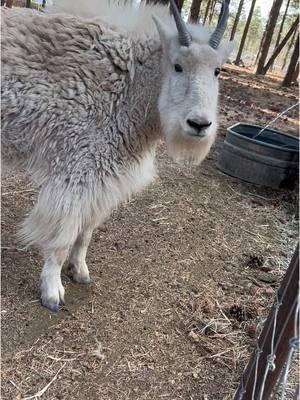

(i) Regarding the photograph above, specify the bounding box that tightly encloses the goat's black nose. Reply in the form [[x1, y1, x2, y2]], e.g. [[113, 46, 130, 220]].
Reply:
[[187, 118, 212, 132]]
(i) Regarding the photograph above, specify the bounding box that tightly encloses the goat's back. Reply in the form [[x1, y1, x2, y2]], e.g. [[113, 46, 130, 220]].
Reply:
[[1, 8, 134, 174]]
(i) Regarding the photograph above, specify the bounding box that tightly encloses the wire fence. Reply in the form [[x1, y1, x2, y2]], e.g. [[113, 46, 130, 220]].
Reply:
[[234, 244, 299, 400]]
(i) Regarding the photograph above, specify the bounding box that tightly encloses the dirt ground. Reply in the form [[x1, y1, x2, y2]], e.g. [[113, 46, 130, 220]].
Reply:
[[1, 66, 299, 400]]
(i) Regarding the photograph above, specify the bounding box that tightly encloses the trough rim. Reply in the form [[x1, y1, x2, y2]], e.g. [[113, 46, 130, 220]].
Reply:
[[227, 122, 299, 154]]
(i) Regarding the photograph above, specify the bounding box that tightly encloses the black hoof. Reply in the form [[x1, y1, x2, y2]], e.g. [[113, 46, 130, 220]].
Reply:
[[41, 299, 60, 312], [79, 278, 93, 285]]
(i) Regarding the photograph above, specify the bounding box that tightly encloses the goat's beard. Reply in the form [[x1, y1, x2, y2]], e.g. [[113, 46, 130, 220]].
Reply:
[[164, 128, 217, 166]]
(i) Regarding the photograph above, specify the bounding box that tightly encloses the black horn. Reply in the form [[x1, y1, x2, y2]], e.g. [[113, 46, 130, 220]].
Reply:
[[169, 0, 192, 47], [209, 0, 229, 49]]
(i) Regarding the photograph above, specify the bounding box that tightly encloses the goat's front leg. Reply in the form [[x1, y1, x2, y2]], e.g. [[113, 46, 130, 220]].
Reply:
[[67, 227, 93, 284], [40, 248, 69, 312]]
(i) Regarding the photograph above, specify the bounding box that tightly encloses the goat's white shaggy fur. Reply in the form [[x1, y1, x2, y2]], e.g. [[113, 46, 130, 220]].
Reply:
[[1, 0, 233, 310]]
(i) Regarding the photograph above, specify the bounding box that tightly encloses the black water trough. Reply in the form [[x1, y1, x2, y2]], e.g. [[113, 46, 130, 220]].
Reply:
[[217, 123, 299, 190]]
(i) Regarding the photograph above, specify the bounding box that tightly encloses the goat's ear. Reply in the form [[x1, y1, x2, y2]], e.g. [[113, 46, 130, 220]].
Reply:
[[153, 16, 172, 50], [218, 41, 235, 64]]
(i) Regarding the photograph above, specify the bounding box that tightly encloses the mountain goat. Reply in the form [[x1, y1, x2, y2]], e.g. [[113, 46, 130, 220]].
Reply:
[[1, 0, 234, 311]]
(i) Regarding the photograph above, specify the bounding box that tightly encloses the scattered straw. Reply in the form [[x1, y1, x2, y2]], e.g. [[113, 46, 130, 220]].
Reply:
[[2, 189, 37, 196], [22, 363, 66, 400]]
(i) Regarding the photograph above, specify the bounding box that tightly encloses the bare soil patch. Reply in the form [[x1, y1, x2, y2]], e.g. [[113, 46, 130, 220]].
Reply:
[[1, 66, 299, 399]]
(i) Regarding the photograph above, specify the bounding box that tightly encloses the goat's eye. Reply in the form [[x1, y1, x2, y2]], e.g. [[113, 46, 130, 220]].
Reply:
[[215, 67, 221, 77], [174, 64, 183, 73]]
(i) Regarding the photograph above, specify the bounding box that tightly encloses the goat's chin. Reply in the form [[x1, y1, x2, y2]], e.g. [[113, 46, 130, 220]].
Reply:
[[165, 131, 216, 166]]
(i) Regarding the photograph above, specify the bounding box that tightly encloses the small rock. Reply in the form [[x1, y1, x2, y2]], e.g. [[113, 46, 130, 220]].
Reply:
[[247, 323, 257, 338], [250, 198, 265, 206], [192, 370, 199, 379], [188, 330, 199, 343], [219, 282, 233, 290], [263, 286, 274, 296], [249, 285, 259, 296], [53, 335, 64, 344], [203, 299, 215, 313], [259, 266, 273, 272], [248, 277, 264, 287], [257, 272, 278, 284]]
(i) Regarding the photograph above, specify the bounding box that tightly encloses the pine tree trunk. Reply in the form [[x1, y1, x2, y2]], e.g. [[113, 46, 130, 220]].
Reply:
[[292, 62, 299, 82], [230, 0, 244, 41], [274, 0, 291, 49], [203, 0, 212, 25], [260, 16, 299, 75], [256, 0, 284, 74], [208, 0, 217, 24], [282, 34, 299, 87], [255, 30, 266, 65], [281, 27, 297, 70], [270, 0, 291, 71], [6, 0, 13, 7], [234, 0, 256, 66], [26, 0, 31, 7], [189, 0, 202, 22]]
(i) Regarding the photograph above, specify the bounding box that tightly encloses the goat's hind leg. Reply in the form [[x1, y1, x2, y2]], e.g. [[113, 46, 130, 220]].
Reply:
[[67, 227, 93, 284], [21, 182, 94, 310], [40, 248, 69, 312]]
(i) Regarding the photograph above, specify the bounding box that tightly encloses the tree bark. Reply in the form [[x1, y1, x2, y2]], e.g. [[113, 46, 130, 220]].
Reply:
[[260, 16, 299, 75], [256, 0, 284, 74], [281, 27, 297, 70], [5, 0, 13, 7], [208, 0, 217, 24], [275, 0, 291, 48], [270, 0, 291, 70], [292, 62, 299, 82], [203, 0, 212, 25], [234, 0, 256, 66], [189, 0, 202, 22], [282, 34, 299, 87], [26, 0, 31, 7], [230, 0, 244, 41], [255, 30, 266, 65]]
